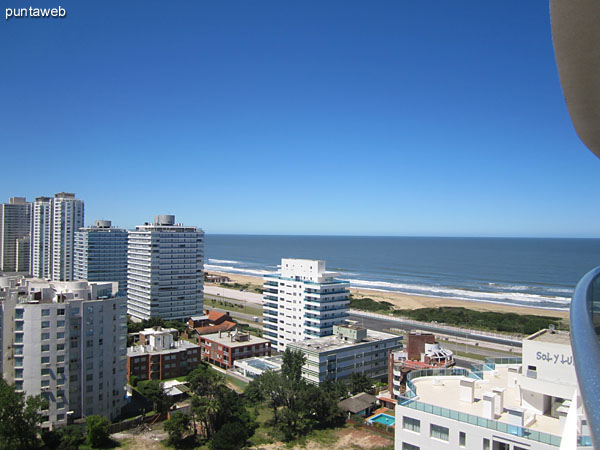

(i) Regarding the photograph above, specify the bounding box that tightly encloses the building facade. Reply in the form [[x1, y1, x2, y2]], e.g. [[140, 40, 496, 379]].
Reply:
[[0, 277, 127, 428], [127, 215, 204, 321], [287, 323, 403, 384], [127, 327, 202, 381], [74, 220, 128, 295], [263, 258, 350, 352], [0, 197, 31, 273], [394, 329, 591, 450], [199, 330, 272, 369], [51, 193, 84, 281], [31, 197, 53, 279]]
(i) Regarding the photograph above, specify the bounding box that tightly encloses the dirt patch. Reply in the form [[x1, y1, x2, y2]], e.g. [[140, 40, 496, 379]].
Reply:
[[252, 426, 393, 450], [112, 423, 168, 450]]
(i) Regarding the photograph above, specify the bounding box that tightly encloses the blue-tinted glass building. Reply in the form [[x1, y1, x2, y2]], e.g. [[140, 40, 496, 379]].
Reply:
[[74, 220, 128, 295]]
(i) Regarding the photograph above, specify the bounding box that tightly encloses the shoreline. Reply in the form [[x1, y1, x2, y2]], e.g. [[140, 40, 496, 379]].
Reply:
[[208, 271, 570, 319]]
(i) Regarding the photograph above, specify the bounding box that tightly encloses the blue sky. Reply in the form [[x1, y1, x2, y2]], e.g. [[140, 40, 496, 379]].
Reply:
[[2, 1, 599, 237]]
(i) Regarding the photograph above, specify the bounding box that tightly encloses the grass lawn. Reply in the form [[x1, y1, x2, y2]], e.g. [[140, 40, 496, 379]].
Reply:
[[204, 297, 263, 317]]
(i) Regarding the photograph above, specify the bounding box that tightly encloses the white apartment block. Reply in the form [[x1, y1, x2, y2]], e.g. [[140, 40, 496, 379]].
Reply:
[[31, 197, 53, 279], [127, 215, 204, 321], [288, 323, 402, 384], [395, 329, 591, 450], [51, 193, 84, 281], [0, 277, 127, 429], [0, 197, 31, 273], [263, 258, 350, 352]]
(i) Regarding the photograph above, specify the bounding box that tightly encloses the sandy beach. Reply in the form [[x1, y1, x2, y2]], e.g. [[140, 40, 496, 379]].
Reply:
[[207, 271, 569, 319]]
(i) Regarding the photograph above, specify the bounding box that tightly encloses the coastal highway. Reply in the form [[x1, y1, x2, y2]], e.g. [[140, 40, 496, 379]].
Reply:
[[348, 311, 522, 348]]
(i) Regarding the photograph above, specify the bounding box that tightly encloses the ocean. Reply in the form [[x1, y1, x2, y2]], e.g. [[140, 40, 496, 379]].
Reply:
[[204, 235, 600, 311]]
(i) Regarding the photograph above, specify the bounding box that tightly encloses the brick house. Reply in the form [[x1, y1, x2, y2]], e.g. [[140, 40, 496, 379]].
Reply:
[[199, 329, 272, 369], [127, 327, 202, 381]]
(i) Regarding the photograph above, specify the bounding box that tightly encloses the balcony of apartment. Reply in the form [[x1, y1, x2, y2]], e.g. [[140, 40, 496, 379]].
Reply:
[[263, 302, 278, 310], [263, 295, 278, 302], [263, 308, 278, 317], [304, 296, 350, 306], [571, 266, 600, 447], [304, 288, 349, 296], [263, 288, 278, 295], [397, 360, 592, 448], [264, 281, 278, 287]]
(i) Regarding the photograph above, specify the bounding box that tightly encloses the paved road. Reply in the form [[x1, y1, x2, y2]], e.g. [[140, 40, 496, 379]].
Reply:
[[348, 312, 522, 348], [205, 286, 263, 304]]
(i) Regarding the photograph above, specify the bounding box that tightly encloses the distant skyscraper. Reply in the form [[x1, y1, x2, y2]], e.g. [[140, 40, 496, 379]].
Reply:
[[263, 258, 350, 352], [127, 215, 204, 321], [31, 197, 53, 279], [51, 193, 84, 281], [74, 220, 128, 294], [0, 197, 31, 273]]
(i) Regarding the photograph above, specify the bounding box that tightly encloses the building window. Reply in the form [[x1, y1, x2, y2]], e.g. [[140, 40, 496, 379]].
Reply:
[[41, 321, 50, 328], [402, 444, 419, 450], [483, 438, 490, 450], [41, 333, 50, 340], [430, 424, 449, 441], [42, 309, 50, 317], [41, 356, 50, 364], [15, 309, 24, 319], [41, 344, 50, 352], [403, 416, 420, 433], [459, 431, 466, 447]]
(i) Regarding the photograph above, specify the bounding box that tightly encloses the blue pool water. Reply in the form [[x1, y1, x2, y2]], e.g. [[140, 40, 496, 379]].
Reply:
[[368, 413, 395, 426]]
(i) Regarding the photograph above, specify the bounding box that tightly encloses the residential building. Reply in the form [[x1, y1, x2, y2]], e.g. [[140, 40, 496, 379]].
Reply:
[[15, 236, 30, 272], [338, 392, 379, 418], [126, 327, 202, 381], [287, 322, 403, 385], [31, 196, 53, 279], [187, 310, 237, 336], [0, 276, 127, 428], [127, 215, 204, 321], [74, 220, 128, 295], [395, 329, 591, 450], [262, 258, 350, 352], [51, 193, 84, 281], [233, 355, 283, 380], [199, 329, 272, 369], [0, 197, 31, 273], [387, 332, 454, 401]]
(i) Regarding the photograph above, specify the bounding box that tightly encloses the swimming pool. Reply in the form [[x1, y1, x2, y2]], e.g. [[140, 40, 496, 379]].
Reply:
[[367, 413, 395, 426]]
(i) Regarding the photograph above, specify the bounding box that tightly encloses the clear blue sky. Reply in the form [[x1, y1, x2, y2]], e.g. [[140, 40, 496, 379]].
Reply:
[[2, 1, 599, 237]]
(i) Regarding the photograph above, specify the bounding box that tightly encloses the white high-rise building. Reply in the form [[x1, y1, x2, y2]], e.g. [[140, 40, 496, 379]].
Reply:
[[262, 258, 350, 352], [31, 197, 53, 279], [127, 215, 204, 321], [0, 276, 127, 429], [51, 193, 84, 281], [0, 197, 31, 273], [74, 220, 128, 295]]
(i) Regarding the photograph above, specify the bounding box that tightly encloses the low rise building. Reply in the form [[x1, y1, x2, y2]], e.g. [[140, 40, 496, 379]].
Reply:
[[395, 329, 591, 450], [127, 327, 201, 381], [387, 332, 454, 400], [233, 355, 284, 380], [287, 322, 403, 384], [199, 330, 272, 369], [188, 310, 237, 336]]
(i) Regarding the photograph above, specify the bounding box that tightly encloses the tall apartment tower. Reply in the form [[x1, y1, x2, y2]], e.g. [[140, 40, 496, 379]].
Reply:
[[0, 197, 31, 273], [51, 193, 84, 281], [0, 277, 127, 428], [127, 215, 204, 321], [263, 258, 350, 352], [31, 197, 53, 279], [74, 220, 128, 295]]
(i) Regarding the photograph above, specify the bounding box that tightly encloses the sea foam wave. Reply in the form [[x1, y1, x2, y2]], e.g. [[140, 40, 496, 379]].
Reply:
[[343, 278, 571, 307], [205, 264, 275, 277]]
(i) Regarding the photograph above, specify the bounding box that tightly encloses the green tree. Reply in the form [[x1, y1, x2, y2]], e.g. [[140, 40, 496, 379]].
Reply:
[[348, 371, 373, 395], [164, 412, 191, 447], [85, 415, 110, 448], [281, 348, 305, 383], [0, 378, 45, 450], [139, 380, 173, 414]]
